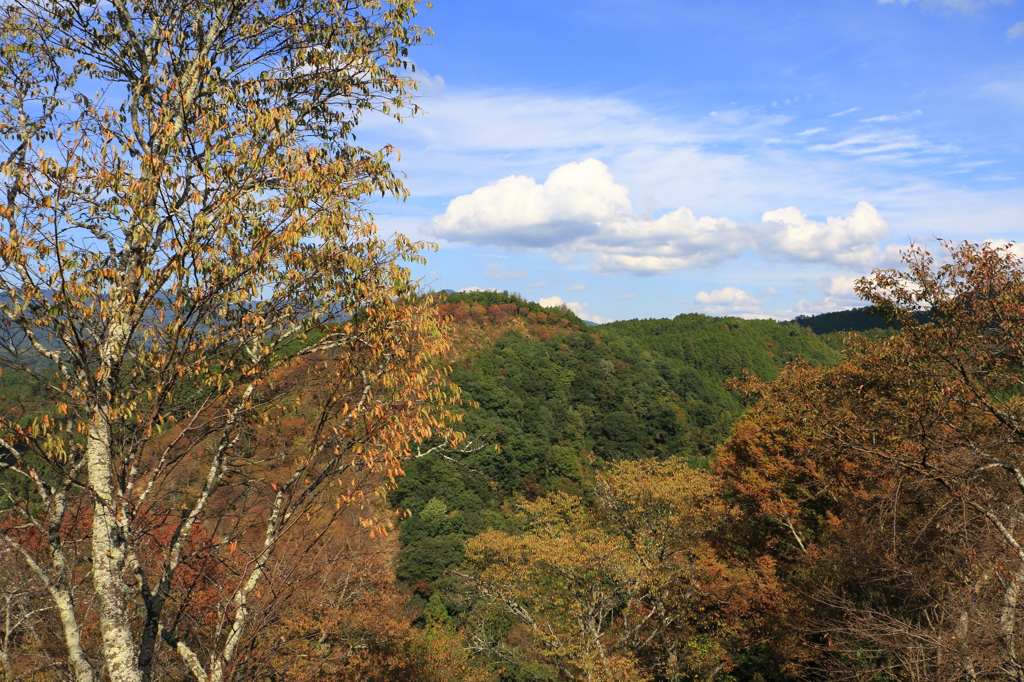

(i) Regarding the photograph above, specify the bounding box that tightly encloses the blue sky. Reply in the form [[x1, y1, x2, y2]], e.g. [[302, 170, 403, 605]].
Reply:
[[360, 0, 1024, 322]]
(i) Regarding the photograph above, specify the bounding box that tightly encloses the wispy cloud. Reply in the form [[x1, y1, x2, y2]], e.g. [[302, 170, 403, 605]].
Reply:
[[860, 110, 923, 123], [829, 107, 860, 117], [796, 127, 827, 136], [809, 132, 952, 158], [878, 0, 1012, 15], [1008, 21, 1024, 40], [484, 262, 529, 279]]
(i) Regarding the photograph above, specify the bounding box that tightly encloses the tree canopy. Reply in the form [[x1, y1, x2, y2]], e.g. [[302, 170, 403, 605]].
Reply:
[[716, 241, 1024, 680], [0, 1, 452, 681]]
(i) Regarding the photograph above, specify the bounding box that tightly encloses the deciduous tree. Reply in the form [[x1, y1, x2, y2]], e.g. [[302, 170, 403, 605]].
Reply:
[[463, 459, 778, 682], [0, 1, 453, 681], [716, 241, 1024, 680]]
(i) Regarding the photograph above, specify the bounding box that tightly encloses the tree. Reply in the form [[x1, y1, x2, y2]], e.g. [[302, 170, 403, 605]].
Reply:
[[462, 459, 779, 682], [245, 511, 493, 682], [715, 241, 1024, 680], [0, 1, 453, 681]]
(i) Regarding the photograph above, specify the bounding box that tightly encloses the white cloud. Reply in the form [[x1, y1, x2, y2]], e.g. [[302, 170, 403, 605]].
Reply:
[[762, 286, 780, 296], [759, 202, 892, 267], [432, 160, 902, 274], [878, 0, 1012, 13], [693, 286, 764, 315], [860, 110, 923, 123], [538, 295, 613, 323], [809, 132, 950, 158], [829, 107, 860, 117], [567, 284, 587, 291], [484, 262, 529, 279], [695, 286, 761, 307], [582, 208, 749, 274], [1008, 22, 1024, 39], [432, 159, 748, 274], [983, 238, 1024, 261], [783, 274, 890, 317], [796, 127, 827, 136], [431, 159, 631, 247], [818, 275, 863, 298], [791, 297, 864, 316], [409, 67, 446, 94]]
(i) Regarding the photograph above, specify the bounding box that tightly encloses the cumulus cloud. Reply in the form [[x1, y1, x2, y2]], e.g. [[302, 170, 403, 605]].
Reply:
[[759, 202, 891, 267], [692, 286, 775, 317], [984, 239, 1024, 260], [694, 286, 762, 311], [783, 275, 873, 318], [432, 160, 898, 274], [583, 208, 748, 274], [818, 275, 863, 298], [538, 295, 613, 324], [432, 159, 747, 274], [431, 159, 631, 248], [791, 297, 863, 316]]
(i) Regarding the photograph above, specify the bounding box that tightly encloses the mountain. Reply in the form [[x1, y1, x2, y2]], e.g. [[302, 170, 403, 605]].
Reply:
[[793, 306, 897, 334], [392, 292, 843, 590]]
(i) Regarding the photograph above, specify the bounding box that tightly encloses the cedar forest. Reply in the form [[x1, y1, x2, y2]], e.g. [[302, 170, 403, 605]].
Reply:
[[0, 1, 1022, 681]]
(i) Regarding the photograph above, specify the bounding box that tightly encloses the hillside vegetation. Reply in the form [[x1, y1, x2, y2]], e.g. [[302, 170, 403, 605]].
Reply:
[[392, 292, 842, 595], [12, 256, 1020, 682]]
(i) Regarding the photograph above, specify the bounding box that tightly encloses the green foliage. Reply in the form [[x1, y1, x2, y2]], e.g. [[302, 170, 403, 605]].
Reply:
[[792, 305, 928, 336], [423, 593, 454, 630], [393, 309, 841, 590], [461, 459, 780, 682]]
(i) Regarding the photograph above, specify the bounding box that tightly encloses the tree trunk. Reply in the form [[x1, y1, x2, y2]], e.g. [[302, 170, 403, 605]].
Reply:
[[87, 407, 141, 682]]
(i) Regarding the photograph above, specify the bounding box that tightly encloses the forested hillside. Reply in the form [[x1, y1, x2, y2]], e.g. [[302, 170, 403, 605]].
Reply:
[[8, 246, 1024, 682], [2, 0, 1018, 680], [392, 292, 842, 612]]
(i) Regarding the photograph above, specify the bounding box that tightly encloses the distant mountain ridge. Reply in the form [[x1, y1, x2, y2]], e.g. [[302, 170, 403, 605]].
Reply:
[[793, 306, 897, 334]]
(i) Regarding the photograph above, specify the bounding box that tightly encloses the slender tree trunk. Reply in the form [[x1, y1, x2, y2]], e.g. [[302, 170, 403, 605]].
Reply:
[[86, 406, 141, 682], [1001, 559, 1024, 682], [52, 585, 95, 682]]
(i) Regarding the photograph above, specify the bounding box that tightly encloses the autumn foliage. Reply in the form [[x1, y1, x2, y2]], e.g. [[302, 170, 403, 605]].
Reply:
[[463, 459, 779, 682], [0, 0, 467, 680], [715, 241, 1024, 680]]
